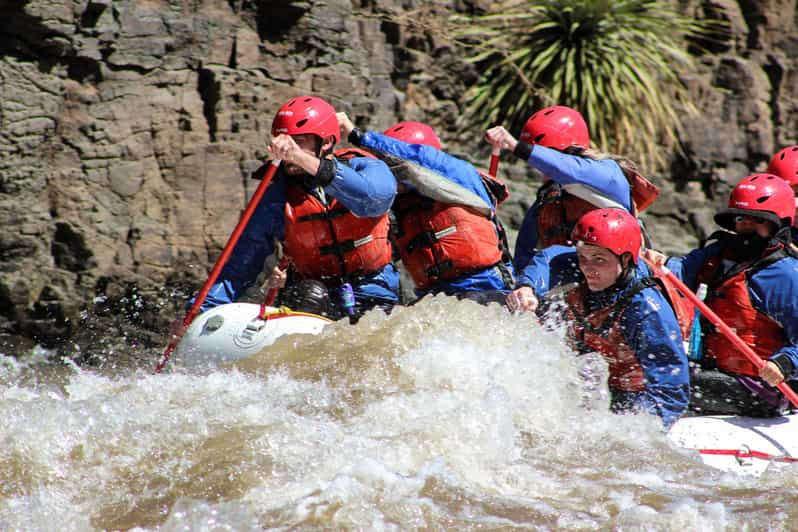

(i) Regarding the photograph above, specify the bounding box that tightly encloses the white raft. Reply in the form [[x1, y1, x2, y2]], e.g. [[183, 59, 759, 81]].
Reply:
[[172, 302, 331, 369], [668, 413, 798, 476]]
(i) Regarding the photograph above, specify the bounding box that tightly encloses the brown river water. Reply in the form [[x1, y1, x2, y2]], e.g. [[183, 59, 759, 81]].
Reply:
[[1, 296, 796, 531]]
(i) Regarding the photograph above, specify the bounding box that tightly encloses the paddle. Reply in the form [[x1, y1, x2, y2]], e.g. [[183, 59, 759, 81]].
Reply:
[[488, 146, 500, 177], [660, 266, 798, 409], [154, 159, 281, 373]]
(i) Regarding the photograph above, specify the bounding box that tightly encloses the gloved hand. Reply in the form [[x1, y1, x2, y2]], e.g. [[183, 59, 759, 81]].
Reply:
[[300, 158, 336, 189]]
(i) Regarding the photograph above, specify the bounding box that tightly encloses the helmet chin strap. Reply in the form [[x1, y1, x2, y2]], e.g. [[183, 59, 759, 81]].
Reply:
[[616, 253, 636, 285]]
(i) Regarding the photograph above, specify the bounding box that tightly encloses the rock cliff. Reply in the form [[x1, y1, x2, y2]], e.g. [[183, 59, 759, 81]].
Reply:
[[0, 0, 795, 358]]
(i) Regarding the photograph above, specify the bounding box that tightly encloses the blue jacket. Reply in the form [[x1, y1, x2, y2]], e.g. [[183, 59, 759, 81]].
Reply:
[[514, 145, 633, 271], [520, 245, 690, 426], [666, 242, 798, 380], [359, 131, 514, 295], [194, 157, 400, 312]]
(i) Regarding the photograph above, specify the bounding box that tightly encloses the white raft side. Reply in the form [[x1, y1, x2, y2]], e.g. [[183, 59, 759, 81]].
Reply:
[[172, 303, 331, 369], [668, 413, 798, 476]]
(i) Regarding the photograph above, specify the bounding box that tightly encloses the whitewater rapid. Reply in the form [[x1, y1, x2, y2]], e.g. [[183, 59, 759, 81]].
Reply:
[[1, 296, 795, 530]]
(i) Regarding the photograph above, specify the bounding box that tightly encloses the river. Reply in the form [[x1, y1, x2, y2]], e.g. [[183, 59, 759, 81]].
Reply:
[[1, 296, 795, 530]]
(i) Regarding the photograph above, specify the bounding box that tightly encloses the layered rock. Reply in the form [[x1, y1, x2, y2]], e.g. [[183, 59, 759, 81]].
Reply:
[[0, 0, 794, 358]]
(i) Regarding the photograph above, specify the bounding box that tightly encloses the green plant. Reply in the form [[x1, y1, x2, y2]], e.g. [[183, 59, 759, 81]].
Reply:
[[451, 0, 715, 171]]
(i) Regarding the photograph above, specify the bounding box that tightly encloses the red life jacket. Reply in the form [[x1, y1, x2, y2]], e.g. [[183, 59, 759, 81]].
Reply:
[[697, 252, 786, 376], [536, 184, 597, 248], [642, 257, 695, 343], [628, 170, 660, 214], [534, 165, 659, 248], [392, 193, 504, 289], [565, 282, 647, 392], [282, 150, 392, 279]]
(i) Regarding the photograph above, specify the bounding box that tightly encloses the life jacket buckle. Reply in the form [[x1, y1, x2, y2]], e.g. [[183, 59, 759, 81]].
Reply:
[[407, 226, 456, 253], [425, 260, 454, 279]]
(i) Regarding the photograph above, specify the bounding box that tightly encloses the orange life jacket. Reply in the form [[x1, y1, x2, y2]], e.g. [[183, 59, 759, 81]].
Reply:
[[535, 166, 659, 248], [642, 258, 695, 343], [392, 193, 504, 289], [697, 252, 786, 376], [563, 262, 693, 392], [536, 184, 597, 248], [565, 282, 647, 392], [628, 170, 660, 214], [282, 150, 392, 280]]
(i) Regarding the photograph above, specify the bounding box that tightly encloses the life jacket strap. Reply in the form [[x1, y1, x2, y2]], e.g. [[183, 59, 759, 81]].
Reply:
[[406, 226, 457, 254]]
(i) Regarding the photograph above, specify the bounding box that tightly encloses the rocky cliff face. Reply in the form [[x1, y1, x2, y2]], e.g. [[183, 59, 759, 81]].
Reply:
[[0, 0, 795, 358]]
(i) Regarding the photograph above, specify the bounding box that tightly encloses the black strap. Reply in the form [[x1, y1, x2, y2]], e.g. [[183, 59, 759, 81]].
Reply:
[[425, 260, 455, 279], [574, 277, 656, 338], [406, 230, 441, 254], [319, 240, 357, 257], [297, 207, 348, 223]]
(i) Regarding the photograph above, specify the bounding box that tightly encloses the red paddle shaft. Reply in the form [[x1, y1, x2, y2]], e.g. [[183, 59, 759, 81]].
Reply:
[[488, 147, 500, 177]]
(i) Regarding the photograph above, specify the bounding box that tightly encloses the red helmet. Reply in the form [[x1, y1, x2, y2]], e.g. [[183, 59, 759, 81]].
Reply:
[[766, 146, 798, 187], [571, 208, 641, 264], [519, 105, 590, 150], [383, 121, 442, 150], [271, 96, 340, 144], [715, 173, 795, 230]]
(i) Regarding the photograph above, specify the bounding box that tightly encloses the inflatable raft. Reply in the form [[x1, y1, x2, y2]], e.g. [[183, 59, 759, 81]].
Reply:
[[668, 413, 798, 476], [171, 302, 796, 476], [171, 303, 331, 369]]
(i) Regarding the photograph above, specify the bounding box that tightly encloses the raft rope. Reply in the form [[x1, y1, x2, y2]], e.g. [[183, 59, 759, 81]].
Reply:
[[699, 447, 798, 464]]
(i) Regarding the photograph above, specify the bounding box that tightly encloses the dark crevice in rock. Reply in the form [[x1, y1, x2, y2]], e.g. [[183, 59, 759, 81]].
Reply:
[[52, 222, 95, 272], [763, 55, 783, 129], [737, 0, 764, 50], [0, 283, 14, 320], [197, 67, 219, 142], [255, 1, 308, 43], [80, 1, 108, 28], [671, 141, 699, 187], [380, 19, 400, 46], [0, 2, 76, 69], [67, 56, 102, 83], [229, 35, 238, 69]]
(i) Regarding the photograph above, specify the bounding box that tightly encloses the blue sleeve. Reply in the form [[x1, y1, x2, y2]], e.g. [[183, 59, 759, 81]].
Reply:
[[664, 244, 720, 291], [326, 156, 397, 217], [360, 131, 494, 209], [516, 246, 580, 297], [513, 203, 540, 271], [621, 288, 690, 426], [748, 258, 798, 379], [191, 177, 288, 312], [527, 145, 632, 211]]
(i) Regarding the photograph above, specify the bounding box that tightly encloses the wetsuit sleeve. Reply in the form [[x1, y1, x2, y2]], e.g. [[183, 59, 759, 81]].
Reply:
[[748, 259, 798, 380], [664, 244, 719, 291], [513, 203, 541, 271], [516, 245, 580, 297], [522, 144, 632, 212], [190, 177, 288, 312], [325, 156, 397, 217], [621, 290, 690, 426], [358, 130, 494, 208]]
